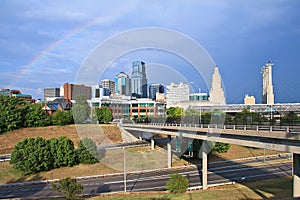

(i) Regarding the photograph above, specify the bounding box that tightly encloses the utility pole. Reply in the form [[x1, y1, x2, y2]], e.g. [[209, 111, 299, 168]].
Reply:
[[123, 147, 127, 193]]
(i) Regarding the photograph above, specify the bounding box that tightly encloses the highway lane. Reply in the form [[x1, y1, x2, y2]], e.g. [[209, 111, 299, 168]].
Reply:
[[0, 158, 292, 199]]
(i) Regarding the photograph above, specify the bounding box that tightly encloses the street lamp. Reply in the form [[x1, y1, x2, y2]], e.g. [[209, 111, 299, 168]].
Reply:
[[123, 147, 127, 193], [190, 82, 201, 125]]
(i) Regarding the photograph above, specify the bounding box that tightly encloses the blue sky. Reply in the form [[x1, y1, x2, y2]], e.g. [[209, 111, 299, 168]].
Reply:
[[1, 0, 300, 103]]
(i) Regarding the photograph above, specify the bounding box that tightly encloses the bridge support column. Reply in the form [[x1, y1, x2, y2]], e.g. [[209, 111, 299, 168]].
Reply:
[[168, 142, 172, 168], [168, 135, 172, 142], [151, 139, 155, 150], [294, 153, 300, 198], [202, 141, 208, 190]]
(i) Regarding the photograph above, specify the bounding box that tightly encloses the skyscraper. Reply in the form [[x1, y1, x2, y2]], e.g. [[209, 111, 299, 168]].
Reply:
[[209, 66, 226, 105], [262, 61, 274, 105], [114, 72, 131, 96], [131, 61, 148, 98], [149, 84, 164, 100]]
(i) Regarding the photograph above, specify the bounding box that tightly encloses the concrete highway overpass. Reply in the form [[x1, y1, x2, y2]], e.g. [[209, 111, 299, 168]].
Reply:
[[123, 123, 300, 198]]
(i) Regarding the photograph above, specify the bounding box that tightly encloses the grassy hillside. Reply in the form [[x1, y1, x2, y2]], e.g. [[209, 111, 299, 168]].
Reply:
[[0, 124, 283, 184], [0, 124, 122, 154]]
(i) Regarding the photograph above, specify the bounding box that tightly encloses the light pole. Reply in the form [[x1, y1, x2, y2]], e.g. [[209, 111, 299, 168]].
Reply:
[[123, 147, 127, 193], [190, 82, 201, 125]]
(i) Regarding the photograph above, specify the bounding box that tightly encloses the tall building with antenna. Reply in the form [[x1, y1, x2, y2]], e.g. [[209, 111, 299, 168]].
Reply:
[[262, 61, 274, 105]]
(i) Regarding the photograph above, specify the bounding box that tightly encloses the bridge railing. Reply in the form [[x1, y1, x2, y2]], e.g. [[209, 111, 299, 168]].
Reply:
[[131, 123, 300, 133]]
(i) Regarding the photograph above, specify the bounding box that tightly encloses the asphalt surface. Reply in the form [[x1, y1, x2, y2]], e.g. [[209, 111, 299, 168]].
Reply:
[[0, 156, 292, 199]]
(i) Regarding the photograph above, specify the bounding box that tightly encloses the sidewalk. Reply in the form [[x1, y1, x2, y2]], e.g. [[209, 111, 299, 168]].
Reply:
[[121, 128, 139, 142]]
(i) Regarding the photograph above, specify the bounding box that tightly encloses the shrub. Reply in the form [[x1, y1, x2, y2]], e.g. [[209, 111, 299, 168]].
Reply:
[[166, 173, 189, 193]]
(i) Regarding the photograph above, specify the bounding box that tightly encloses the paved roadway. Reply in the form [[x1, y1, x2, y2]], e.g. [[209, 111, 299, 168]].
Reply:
[[0, 156, 292, 199]]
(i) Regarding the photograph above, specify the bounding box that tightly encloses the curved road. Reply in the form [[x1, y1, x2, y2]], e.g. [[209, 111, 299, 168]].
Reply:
[[0, 157, 292, 199]]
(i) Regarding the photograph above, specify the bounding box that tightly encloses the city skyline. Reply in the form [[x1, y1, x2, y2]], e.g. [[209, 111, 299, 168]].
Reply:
[[1, 1, 300, 103]]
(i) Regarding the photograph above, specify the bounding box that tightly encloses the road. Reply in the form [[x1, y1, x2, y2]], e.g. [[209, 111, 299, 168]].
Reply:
[[0, 157, 292, 199]]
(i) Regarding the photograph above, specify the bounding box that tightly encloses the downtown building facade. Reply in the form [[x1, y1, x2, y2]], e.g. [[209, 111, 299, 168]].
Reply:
[[166, 82, 190, 106], [149, 84, 164, 100], [44, 88, 60, 101], [89, 97, 166, 120], [64, 83, 92, 101], [101, 79, 115, 95]]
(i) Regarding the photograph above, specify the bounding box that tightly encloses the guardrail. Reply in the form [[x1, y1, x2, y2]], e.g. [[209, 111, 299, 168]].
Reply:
[[0, 154, 11, 162], [188, 181, 236, 191], [125, 123, 300, 133], [0, 153, 291, 190]]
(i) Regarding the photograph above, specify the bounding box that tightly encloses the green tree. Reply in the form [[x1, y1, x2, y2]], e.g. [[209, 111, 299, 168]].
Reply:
[[72, 94, 90, 123], [76, 138, 98, 164], [10, 137, 53, 175], [25, 104, 51, 127], [52, 110, 74, 126], [95, 107, 113, 124], [232, 108, 262, 125], [49, 137, 77, 168], [281, 111, 299, 126], [51, 177, 83, 199], [0, 96, 28, 133], [166, 107, 184, 123], [213, 142, 231, 153], [166, 173, 189, 194]]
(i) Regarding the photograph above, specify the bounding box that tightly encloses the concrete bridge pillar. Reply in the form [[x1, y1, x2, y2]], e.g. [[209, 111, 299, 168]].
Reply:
[[294, 153, 300, 198], [151, 139, 155, 150], [168, 134, 172, 142], [202, 141, 208, 190], [167, 142, 172, 168]]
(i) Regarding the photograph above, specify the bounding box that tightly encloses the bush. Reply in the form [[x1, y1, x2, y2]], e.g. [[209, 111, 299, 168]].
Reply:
[[25, 104, 51, 127], [213, 142, 231, 153], [95, 107, 113, 124], [76, 138, 98, 164], [52, 110, 73, 126], [10, 137, 53, 175], [166, 173, 189, 194], [51, 177, 83, 199], [49, 137, 77, 168]]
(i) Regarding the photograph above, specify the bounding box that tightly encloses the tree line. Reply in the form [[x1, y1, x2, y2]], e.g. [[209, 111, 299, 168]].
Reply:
[[10, 137, 100, 175], [148, 107, 300, 126], [0, 95, 113, 133]]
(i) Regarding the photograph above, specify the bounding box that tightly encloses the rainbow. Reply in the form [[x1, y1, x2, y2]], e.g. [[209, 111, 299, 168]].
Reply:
[[9, 3, 135, 88]]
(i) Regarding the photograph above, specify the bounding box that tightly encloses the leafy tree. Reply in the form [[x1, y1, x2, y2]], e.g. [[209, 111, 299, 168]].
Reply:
[[213, 142, 231, 153], [72, 94, 90, 123], [51, 177, 83, 199], [76, 138, 98, 164], [232, 108, 262, 125], [166, 173, 189, 193], [166, 107, 184, 123], [192, 139, 203, 158], [0, 96, 28, 133], [49, 137, 77, 168], [95, 107, 113, 124], [10, 137, 53, 175], [25, 104, 51, 127], [52, 110, 74, 126], [281, 111, 299, 126]]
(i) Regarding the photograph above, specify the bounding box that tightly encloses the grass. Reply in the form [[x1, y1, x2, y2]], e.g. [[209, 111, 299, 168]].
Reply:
[[89, 176, 292, 200], [0, 125, 285, 185], [0, 124, 122, 154]]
